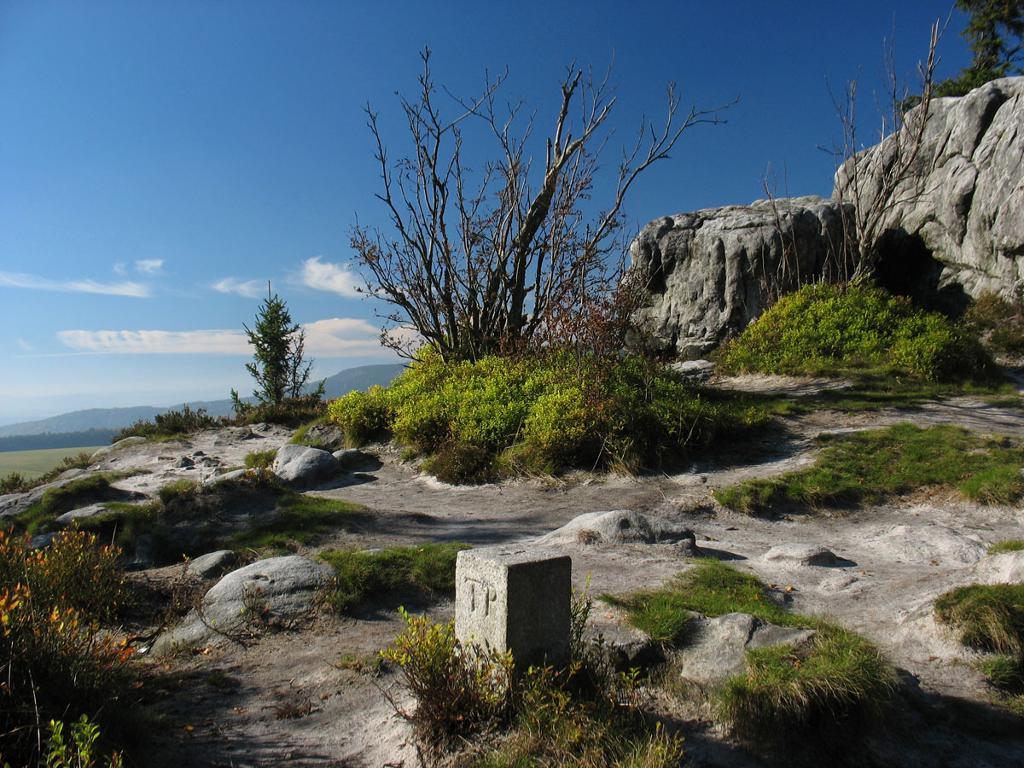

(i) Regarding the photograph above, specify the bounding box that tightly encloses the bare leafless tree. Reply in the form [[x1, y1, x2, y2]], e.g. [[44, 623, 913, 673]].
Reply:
[[830, 21, 943, 282], [351, 49, 728, 361]]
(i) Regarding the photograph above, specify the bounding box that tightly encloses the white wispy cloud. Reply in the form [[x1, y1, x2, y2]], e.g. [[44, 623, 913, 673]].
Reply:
[[113, 262, 127, 276], [15, 338, 33, 352], [212, 277, 266, 298], [300, 256, 362, 297], [135, 259, 164, 274], [0, 271, 150, 298], [56, 317, 391, 357]]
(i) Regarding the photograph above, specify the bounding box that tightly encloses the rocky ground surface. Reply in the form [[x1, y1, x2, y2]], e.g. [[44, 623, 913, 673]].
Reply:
[[8, 376, 1024, 767]]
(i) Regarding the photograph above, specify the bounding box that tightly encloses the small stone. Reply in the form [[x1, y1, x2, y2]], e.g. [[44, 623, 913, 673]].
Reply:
[[54, 503, 110, 527], [186, 550, 239, 579]]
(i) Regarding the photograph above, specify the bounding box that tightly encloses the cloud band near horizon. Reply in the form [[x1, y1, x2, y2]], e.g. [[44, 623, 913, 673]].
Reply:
[[56, 317, 394, 357]]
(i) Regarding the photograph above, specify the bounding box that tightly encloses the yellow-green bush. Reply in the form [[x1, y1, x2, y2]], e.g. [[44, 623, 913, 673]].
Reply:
[[327, 350, 769, 482], [0, 529, 133, 766], [718, 283, 993, 381], [327, 385, 392, 446]]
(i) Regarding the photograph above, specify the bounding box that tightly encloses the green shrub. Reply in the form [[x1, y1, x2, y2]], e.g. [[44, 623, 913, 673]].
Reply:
[[156, 478, 200, 505], [381, 608, 515, 749], [381, 608, 685, 765], [326, 385, 393, 446], [718, 283, 993, 381], [0, 472, 28, 495], [714, 424, 1024, 515], [231, 393, 328, 428], [328, 349, 770, 483], [320, 543, 466, 613], [114, 405, 221, 442], [965, 291, 1024, 358], [41, 715, 123, 768]]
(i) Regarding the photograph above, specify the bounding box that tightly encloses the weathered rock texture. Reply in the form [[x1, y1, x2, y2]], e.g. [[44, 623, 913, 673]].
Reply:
[[835, 77, 1024, 301], [630, 77, 1023, 357], [628, 196, 851, 357], [152, 555, 332, 653]]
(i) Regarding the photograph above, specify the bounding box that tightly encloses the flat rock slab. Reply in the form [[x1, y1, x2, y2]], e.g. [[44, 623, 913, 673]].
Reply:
[[151, 555, 333, 654], [538, 510, 695, 548], [762, 543, 846, 567], [273, 444, 340, 485], [974, 551, 1024, 584], [676, 612, 815, 686], [864, 522, 987, 565]]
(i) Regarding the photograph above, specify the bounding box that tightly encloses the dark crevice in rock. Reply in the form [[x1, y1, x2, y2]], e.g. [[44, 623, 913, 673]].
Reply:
[[875, 229, 971, 317]]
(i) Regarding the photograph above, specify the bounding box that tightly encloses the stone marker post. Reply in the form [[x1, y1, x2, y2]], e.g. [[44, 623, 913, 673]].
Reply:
[[455, 547, 571, 668]]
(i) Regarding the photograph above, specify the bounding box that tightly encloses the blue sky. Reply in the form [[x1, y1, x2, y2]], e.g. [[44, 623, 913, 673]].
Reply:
[[0, 1, 972, 423]]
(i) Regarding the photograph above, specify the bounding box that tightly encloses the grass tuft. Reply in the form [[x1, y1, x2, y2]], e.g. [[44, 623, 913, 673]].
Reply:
[[714, 424, 1024, 515], [229, 492, 363, 551], [989, 540, 1024, 555], [935, 583, 1024, 715], [717, 624, 898, 739], [319, 543, 467, 613], [244, 449, 276, 470]]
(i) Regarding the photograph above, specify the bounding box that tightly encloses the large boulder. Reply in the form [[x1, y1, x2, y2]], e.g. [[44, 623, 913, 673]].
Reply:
[[627, 196, 851, 357], [272, 444, 340, 485], [151, 555, 332, 653], [834, 77, 1024, 303]]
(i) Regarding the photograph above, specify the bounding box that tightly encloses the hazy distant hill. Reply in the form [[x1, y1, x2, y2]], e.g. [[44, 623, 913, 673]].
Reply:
[[0, 363, 405, 445]]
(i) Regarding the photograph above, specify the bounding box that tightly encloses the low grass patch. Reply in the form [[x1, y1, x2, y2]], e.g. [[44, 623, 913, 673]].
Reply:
[[609, 561, 897, 745], [229, 492, 363, 551], [989, 540, 1024, 555], [606, 559, 800, 644], [244, 449, 277, 470], [17, 474, 124, 534], [713, 423, 1024, 515], [717, 624, 897, 740], [935, 583, 1024, 714], [319, 543, 467, 613]]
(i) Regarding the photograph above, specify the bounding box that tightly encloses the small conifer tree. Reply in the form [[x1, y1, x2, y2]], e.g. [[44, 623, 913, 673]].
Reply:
[[231, 284, 320, 410]]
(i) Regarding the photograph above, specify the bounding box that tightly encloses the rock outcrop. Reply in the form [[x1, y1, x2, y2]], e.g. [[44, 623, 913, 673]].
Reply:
[[628, 196, 851, 357], [835, 77, 1024, 302], [629, 77, 1023, 358]]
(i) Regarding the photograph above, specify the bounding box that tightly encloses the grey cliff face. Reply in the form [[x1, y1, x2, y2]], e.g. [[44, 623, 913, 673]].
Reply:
[[628, 196, 851, 358], [630, 77, 1023, 358], [835, 76, 1024, 300]]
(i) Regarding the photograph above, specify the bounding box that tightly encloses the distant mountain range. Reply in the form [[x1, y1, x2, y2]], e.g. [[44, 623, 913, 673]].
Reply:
[[0, 363, 405, 448]]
